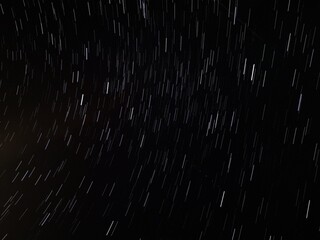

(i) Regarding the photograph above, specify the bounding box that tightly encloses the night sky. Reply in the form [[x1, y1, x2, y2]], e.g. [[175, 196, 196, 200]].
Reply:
[[1, 0, 320, 239]]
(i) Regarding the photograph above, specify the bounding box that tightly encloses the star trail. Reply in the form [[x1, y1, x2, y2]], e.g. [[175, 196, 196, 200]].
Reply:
[[0, 0, 320, 239]]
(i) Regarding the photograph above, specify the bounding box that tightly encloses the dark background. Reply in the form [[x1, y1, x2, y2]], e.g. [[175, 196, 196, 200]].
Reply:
[[1, 0, 320, 239]]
